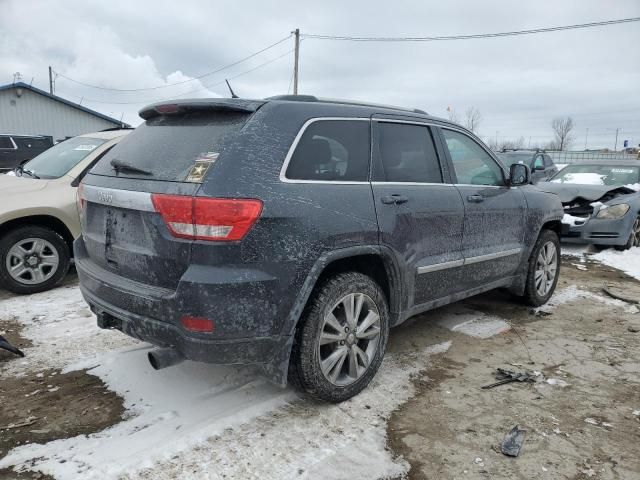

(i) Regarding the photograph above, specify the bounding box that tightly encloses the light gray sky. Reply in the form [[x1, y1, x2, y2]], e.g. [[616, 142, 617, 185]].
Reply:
[[2, 0, 639, 149]]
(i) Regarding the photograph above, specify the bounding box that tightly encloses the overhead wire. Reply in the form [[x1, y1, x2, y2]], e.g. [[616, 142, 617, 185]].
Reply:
[[302, 17, 640, 42]]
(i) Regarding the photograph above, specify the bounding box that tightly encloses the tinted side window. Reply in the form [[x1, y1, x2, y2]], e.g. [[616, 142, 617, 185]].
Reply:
[[0, 137, 15, 149], [378, 123, 442, 183], [442, 129, 504, 186], [544, 155, 553, 167], [286, 120, 370, 181]]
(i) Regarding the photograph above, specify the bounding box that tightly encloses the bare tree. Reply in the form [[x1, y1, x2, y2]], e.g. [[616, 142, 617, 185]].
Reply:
[[464, 107, 482, 133], [551, 117, 574, 150]]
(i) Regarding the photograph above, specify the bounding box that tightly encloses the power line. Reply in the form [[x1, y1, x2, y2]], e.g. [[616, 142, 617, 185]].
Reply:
[[302, 17, 640, 42], [54, 34, 292, 92], [59, 48, 294, 105]]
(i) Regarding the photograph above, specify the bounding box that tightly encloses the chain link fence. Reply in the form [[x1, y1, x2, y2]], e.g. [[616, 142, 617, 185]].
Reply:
[[546, 151, 639, 164]]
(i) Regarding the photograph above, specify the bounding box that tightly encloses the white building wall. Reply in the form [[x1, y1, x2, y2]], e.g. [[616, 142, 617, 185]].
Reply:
[[0, 87, 120, 141]]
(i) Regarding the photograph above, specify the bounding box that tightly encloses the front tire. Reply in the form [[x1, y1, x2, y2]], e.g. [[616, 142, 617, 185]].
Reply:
[[0, 226, 70, 294], [289, 272, 390, 403], [615, 216, 640, 251], [521, 229, 560, 307]]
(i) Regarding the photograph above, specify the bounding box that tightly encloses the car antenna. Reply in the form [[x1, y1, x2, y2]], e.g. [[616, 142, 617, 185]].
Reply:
[[225, 79, 239, 99]]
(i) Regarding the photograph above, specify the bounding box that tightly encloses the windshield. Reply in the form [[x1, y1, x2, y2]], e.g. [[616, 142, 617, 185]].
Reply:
[[21, 137, 106, 179], [550, 164, 640, 186], [496, 153, 532, 167]]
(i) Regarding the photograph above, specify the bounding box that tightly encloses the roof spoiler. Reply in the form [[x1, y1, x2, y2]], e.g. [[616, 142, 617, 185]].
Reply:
[[139, 98, 265, 120]]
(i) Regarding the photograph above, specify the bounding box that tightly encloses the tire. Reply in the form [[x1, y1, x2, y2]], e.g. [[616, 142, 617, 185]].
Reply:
[[615, 216, 640, 251], [288, 272, 390, 403], [0, 226, 70, 294], [520, 229, 561, 307]]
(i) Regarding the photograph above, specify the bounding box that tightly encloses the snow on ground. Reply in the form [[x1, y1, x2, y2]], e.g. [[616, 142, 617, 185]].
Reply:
[[436, 307, 510, 338], [561, 244, 592, 258], [0, 284, 137, 376], [537, 284, 637, 314], [0, 284, 465, 480], [592, 246, 640, 281]]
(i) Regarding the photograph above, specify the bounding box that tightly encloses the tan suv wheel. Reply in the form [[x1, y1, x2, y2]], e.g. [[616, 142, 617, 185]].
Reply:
[[0, 226, 70, 294]]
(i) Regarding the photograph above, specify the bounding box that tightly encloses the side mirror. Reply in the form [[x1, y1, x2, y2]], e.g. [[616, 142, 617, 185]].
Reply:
[[509, 163, 530, 186]]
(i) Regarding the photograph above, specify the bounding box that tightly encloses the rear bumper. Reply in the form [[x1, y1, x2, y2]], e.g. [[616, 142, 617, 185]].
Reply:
[[74, 238, 291, 367], [560, 215, 632, 246], [81, 285, 285, 365]]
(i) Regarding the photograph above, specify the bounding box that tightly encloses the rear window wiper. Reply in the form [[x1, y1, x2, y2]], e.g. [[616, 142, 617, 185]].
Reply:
[[110, 158, 152, 176]]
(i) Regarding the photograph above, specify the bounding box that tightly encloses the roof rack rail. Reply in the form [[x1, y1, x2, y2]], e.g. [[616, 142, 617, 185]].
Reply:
[[265, 94, 427, 115]]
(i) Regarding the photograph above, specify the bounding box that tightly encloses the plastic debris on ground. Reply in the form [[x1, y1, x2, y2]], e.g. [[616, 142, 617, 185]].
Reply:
[[501, 425, 526, 457]]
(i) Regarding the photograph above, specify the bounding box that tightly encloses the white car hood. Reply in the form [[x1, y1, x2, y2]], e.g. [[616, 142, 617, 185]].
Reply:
[[0, 173, 50, 194]]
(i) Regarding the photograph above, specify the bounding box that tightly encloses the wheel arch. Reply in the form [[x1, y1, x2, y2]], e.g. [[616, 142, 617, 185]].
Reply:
[[541, 219, 562, 236], [284, 246, 402, 337]]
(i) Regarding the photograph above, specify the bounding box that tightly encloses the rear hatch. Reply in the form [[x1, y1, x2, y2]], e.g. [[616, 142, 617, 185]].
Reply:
[[80, 101, 261, 290]]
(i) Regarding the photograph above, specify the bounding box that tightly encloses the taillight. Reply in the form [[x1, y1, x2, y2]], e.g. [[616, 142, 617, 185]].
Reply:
[[151, 194, 263, 241]]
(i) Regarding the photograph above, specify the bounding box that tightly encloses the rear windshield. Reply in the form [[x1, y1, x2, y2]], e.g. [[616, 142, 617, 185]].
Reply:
[[22, 136, 106, 179], [91, 111, 249, 182]]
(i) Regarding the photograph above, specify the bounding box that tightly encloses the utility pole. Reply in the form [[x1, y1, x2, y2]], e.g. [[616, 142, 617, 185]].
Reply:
[[293, 28, 300, 95], [614, 128, 619, 151], [48, 66, 54, 95], [584, 128, 589, 150]]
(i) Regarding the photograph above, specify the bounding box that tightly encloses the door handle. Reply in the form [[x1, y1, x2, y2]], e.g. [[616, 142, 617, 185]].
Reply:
[[467, 194, 484, 203], [381, 194, 409, 205]]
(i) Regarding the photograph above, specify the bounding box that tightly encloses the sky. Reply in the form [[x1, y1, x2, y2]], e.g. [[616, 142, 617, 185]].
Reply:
[[1, 0, 639, 149]]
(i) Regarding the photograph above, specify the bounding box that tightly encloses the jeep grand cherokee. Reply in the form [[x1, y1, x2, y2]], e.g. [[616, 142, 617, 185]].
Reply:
[[75, 96, 563, 402]]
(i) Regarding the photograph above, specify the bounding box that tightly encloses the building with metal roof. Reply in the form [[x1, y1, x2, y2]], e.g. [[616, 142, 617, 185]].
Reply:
[[0, 82, 130, 142]]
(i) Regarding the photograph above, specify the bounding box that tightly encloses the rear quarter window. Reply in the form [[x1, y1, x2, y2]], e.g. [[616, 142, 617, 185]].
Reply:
[[91, 111, 249, 182], [285, 119, 370, 182], [0, 137, 15, 149]]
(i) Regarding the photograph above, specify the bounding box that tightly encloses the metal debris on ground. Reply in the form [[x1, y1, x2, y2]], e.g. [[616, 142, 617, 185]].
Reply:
[[0, 334, 25, 357], [501, 425, 526, 457], [481, 368, 537, 389]]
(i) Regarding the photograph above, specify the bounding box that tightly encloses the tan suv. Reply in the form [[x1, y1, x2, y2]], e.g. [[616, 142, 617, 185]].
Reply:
[[0, 129, 130, 294]]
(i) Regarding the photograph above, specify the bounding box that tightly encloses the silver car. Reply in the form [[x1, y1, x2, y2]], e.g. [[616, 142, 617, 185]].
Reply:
[[538, 160, 640, 250]]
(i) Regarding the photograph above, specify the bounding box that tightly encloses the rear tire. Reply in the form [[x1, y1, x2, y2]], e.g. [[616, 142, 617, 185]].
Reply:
[[0, 226, 70, 294], [288, 272, 390, 403], [520, 229, 560, 307]]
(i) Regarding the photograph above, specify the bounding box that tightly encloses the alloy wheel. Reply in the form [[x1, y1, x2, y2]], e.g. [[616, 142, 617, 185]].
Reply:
[[534, 241, 558, 297], [5, 238, 60, 285], [318, 293, 381, 386]]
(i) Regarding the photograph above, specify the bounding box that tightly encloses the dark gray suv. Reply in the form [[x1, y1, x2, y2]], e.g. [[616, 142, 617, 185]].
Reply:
[[75, 96, 563, 402]]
